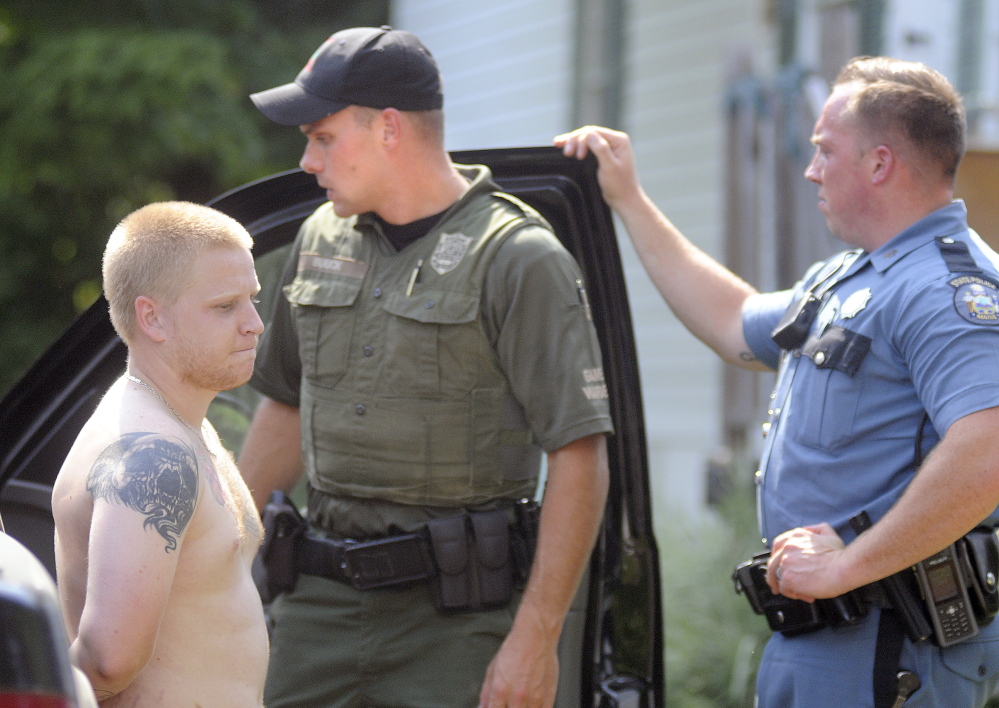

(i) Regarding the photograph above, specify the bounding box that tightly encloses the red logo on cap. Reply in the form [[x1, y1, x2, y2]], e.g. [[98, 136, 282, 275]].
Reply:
[[304, 35, 336, 73]]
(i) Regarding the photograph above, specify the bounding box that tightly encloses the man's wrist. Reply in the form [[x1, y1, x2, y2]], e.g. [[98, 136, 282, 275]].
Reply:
[[512, 594, 564, 648], [605, 182, 648, 216]]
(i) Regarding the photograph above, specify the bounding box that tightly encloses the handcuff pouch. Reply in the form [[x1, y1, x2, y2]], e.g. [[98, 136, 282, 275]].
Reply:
[[958, 527, 999, 623]]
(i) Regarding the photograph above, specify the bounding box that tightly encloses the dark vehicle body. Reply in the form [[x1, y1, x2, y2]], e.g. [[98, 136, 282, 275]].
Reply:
[[0, 530, 94, 707], [0, 147, 664, 707]]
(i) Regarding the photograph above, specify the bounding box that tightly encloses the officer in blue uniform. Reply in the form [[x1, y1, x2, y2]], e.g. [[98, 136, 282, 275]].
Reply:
[[557, 56, 999, 707]]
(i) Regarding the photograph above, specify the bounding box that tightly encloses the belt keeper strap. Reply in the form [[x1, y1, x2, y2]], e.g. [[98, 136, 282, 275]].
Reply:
[[298, 535, 350, 583]]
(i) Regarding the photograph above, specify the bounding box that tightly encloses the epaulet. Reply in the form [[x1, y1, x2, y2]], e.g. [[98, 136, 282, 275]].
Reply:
[[935, 236, 984, 275], [490, 191, 546, 225]]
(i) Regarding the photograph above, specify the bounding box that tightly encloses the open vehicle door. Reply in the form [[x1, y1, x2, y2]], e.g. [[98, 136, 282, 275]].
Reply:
[[0, 146, 663, 708]]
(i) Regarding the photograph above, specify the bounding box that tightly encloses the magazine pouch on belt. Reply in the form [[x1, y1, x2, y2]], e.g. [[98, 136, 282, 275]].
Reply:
[[427, 510, 515, 613], [428, 514, 470, 612], [471, 509, 512, 608]]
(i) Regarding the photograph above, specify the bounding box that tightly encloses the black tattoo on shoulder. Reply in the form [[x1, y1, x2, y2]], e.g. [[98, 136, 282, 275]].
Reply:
[[87, 432, 199, 553], [738, 350, 759, 363]]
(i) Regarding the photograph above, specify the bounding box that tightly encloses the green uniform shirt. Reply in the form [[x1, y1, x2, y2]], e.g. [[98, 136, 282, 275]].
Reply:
[[251, 165, 613, 517]]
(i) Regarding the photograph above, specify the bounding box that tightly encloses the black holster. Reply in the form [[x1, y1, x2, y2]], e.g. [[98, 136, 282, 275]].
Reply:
[[734, 527, 999, 641], [258, 490, 308, 602], [733, 552, 869, 636]]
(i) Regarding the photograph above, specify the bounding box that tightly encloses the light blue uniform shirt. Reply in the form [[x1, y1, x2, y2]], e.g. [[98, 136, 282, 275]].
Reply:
[[744, 201, 999, 545]]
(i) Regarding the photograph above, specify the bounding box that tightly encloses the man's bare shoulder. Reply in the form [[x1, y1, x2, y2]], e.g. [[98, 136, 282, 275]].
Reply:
[[53, 381, 201, 552], [86, 431, 199, 551]]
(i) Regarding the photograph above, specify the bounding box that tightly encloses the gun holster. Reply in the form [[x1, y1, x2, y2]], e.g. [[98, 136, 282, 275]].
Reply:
[[735, 528, 999, 642], [733, 552, 868, 636], [258, 490, 307, 601]]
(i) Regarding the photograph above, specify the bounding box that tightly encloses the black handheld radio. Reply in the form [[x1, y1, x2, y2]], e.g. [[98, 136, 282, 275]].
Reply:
[[913, 545, 979, 646], [851, 511, 978, 647]]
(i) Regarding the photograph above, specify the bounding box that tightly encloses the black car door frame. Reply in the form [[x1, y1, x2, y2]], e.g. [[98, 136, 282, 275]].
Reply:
[[0, 146, 663, 708]]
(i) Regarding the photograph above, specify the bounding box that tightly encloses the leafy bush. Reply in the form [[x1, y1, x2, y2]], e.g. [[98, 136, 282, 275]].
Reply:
[[0, 0, 387, 395], [660, 489, 771, 707]]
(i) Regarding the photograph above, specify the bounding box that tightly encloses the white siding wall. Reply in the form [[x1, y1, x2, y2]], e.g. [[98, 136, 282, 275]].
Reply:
[[624, 0, 773, 528], [391, 0, 775, 529], [391, 0, 575, 150], [881, 0, 961, 79], [878, 0, 999, 145]]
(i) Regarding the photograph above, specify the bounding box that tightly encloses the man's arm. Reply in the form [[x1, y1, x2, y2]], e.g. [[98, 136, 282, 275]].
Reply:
[[70, 433, 198, 700], [768, 405, 999, 601], [555, 126, 764, 369], [237, 396, 304, 509], [479, 433, 609, 708]]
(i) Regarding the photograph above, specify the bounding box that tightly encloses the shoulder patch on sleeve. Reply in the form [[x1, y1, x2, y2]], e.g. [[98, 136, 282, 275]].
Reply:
[[949, 275, 999, 325], [581, 367, 608, 400]]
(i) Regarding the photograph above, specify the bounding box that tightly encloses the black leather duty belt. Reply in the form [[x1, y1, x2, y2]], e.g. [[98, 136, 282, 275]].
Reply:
[[297, 531, 437, 590]]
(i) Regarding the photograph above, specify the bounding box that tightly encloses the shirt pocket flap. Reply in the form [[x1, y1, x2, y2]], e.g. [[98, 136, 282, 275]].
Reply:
[[382, 290, 479, 324], [284, 276, 363, 308]]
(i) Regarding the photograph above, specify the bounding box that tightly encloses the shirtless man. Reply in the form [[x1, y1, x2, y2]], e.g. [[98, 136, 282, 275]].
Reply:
[[51, 201, 268, 706]]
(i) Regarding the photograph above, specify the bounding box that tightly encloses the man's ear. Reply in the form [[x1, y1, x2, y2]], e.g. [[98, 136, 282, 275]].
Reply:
[[134, 295, 167, 343], [379, 107, 402, 148], [870, 144, 894, 185]]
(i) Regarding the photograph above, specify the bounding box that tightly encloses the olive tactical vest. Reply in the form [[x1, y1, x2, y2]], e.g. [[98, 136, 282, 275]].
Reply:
[[284, 169, 548, 507]]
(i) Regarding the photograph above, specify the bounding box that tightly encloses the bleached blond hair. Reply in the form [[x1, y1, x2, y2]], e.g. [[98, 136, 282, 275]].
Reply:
[[102, 201, 253, 343]]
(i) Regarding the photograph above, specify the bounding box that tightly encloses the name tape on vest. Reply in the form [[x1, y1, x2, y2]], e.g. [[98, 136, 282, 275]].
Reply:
[[298, 252, 369, 280]]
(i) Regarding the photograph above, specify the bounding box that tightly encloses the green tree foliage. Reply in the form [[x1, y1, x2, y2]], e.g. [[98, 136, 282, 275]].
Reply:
[[0, 0, 387, 394]]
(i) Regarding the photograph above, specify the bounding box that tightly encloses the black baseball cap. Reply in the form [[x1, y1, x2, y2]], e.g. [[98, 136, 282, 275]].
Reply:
[[250, 26, 443, 126]]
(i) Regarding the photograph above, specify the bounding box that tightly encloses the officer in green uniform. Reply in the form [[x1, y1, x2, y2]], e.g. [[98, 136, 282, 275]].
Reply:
[[239, 27, 614, 708]]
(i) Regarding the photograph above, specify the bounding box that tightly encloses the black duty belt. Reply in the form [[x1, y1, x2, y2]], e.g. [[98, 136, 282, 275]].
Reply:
[[297, 531, 436, 590], [733, 516, 999, 645], [258, 491, 540, 613]]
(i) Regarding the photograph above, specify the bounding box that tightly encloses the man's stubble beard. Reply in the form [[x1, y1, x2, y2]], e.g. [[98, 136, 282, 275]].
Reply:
[[174, 337, 254, 393]]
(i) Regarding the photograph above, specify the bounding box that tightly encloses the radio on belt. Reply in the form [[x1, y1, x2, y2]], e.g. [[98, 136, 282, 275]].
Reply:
[[914, 544, 979, 647]]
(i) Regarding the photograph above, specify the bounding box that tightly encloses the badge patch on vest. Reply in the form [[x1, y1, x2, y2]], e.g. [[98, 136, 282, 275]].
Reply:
[[430, 233, 473, 275], [949, 275, 999, 325], [298, 252, 369, 280]]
